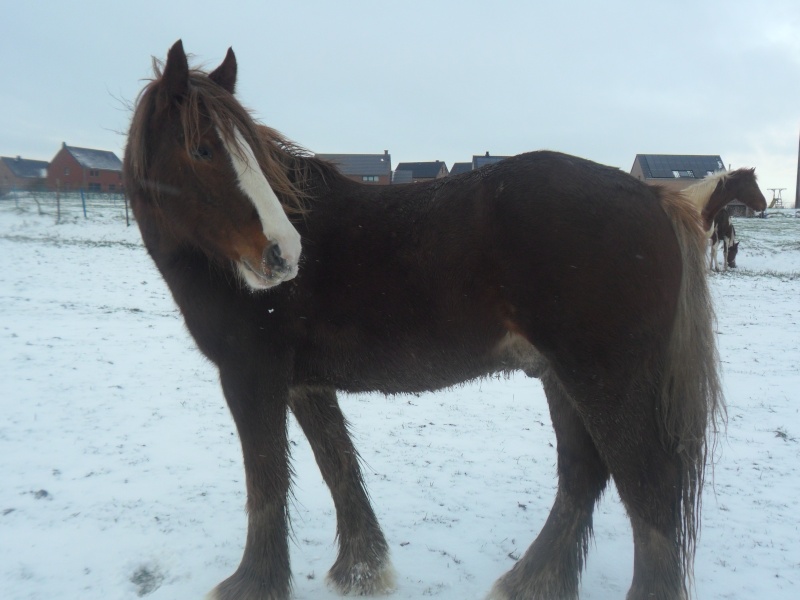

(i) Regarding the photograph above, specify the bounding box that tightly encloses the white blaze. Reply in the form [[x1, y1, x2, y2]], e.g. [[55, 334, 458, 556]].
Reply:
[[221, 127, 302, 288]]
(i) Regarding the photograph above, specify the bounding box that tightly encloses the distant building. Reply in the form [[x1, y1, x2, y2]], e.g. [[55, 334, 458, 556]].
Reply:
[[316, 150, 392, 184], [0, 155, 48, 195], [392, 170, 413, 184], [46, 143, 123, 193], [449, 162, 472, 176], [445, 153, 511, 177], [394, 161, 449, 183], [472, 152, 510, 170], [630, 154, 726, 192]]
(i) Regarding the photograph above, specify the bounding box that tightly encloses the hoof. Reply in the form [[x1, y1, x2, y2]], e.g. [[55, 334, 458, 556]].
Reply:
[[327, 559, 397, 596], [206, 569, 291, 600], [486, 570, 579, 600]]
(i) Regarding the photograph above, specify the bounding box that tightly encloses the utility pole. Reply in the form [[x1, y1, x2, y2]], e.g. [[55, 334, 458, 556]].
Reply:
[[796, 128, 800, 209]]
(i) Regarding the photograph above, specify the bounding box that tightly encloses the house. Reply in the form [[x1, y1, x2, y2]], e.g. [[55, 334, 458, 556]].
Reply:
[[446, 153, 510, 177], [46, 143, 123, 193], [630, 154, 726, 192], [394, 161, 449, 183], [392, 170, 413, 184], [449, 162, 472, 176], [316, 150, 392, 184], [0, 155, 48, 195], [472, 152, 510, 170]]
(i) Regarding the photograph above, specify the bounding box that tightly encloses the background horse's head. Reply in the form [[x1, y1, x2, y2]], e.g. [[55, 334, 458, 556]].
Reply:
[[727, 240, 739, 268], [725, 167, 768, 214], [125, 40, 301, 290]]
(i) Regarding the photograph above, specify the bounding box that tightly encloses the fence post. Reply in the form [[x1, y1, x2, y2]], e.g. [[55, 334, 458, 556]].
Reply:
[[80, 189, 87, 218], [56, 184, 61, 224], [124, 194, 130, 226]]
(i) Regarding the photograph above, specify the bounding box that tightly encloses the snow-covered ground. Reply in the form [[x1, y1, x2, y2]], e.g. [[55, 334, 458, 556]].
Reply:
[[1, 197, 798, 599]]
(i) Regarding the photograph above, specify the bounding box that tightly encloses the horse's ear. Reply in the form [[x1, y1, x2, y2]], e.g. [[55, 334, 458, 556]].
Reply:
[[209, 47, 237, 94], [160, 40, 190, 103]]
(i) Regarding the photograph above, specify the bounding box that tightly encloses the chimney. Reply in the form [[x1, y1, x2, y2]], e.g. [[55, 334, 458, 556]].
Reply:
[[485, 151, 490, 157]]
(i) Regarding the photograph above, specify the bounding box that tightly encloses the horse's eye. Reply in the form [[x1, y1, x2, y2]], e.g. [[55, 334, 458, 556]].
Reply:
[[191, 146, 213, 161]]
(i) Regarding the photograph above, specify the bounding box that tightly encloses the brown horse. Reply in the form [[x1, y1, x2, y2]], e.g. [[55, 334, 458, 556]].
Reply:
[[679, 167, 767, 231], [125, 41, 724, 600]]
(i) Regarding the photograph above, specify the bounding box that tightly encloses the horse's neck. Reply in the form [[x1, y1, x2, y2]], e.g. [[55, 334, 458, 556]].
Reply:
[[700, 185, 733, 231]]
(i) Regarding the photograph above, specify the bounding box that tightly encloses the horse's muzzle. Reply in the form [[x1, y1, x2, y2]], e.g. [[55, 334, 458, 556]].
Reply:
[[239, 243, 298, 290]]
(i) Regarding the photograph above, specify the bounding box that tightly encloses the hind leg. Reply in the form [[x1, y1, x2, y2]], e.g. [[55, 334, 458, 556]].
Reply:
[[489, 369, 609, 600], [289, 386, 395, 595], [605, 425, 689, 599], [577, 382, 690, 600]]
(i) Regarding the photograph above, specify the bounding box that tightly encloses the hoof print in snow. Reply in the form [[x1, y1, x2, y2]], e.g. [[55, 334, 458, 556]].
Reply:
[[130, 565, 165, 597]]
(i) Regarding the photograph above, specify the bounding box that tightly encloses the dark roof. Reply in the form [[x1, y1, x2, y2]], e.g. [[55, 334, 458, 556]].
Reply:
[[394, 161, 448, 179], [392, 170, 413, 184], [472, 153, 510, 170], [634, 154, 725, 180], [450, 162, 472, 176], [64, 144, 123, 172], [316, 152, 392, 176], [0, 156, 48, 179]]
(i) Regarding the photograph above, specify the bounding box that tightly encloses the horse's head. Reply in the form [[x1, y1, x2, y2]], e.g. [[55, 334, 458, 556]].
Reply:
[[126, 40, 302, 290], [729, 168, 767, 214], [727, 241, 739, 268]]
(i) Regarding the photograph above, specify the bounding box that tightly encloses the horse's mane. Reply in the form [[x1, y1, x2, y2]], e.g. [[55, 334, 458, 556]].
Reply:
[[127, 58, 336, 214], [680, 168, 756, 213]]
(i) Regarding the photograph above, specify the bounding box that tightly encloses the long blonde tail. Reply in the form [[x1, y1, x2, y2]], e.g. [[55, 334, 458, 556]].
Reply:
[[656, 187, 726, 585]]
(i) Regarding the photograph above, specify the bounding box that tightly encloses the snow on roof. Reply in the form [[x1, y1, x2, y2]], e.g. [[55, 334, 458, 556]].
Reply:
[[64, 145, 123, 172], [1, 156, 48, 179]]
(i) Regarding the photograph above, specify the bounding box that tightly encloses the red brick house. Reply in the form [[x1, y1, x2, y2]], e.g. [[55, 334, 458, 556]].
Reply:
[[46, 143, 123, 193], [0, 156, 48, 195]]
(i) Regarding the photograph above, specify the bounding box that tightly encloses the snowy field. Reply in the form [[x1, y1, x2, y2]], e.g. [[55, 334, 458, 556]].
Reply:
[[1, 197, 798, 599]]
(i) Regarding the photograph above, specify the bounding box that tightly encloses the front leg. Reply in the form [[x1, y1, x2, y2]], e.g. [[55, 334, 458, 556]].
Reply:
[[289, 386, 395, 596], [709, 241, 720, 272], [208, 363, 293, 600]]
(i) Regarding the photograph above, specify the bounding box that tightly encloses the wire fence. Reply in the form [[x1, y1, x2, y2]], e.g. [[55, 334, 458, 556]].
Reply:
[[1, 189, 132, 225]]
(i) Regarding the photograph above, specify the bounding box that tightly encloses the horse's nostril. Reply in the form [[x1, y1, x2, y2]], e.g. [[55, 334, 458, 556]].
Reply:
[[264, 243, 287, 272]]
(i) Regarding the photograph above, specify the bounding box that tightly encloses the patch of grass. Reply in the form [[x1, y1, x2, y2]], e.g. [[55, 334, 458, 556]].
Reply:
[[130, 565, 165, 597]]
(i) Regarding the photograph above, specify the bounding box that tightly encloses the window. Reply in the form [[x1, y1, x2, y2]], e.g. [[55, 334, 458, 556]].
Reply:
[[362, 175, 379, 182], [88, 183, 101, 192], [671, 170, 694, 178], [108, 184, 116, 193], [64, 167, 70, 176], [89, 169, 100, 177]]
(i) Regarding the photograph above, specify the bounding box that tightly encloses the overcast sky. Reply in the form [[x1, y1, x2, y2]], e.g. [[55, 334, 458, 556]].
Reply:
[[2, 0, 798, 205]]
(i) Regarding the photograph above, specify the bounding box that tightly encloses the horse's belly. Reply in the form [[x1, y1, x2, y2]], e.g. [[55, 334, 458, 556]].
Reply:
[[293, 330, 546, 394]]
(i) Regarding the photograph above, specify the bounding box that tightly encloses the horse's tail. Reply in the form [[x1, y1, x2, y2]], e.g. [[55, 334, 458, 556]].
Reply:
[[656, 187, 726, 584]]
